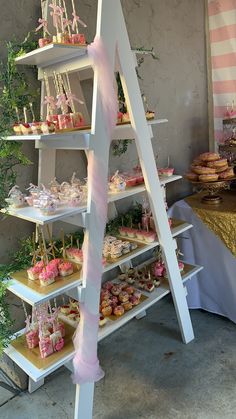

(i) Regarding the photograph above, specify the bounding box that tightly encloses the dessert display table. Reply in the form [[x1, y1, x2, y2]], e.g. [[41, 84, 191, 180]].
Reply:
[[169, 192, 236, 324]]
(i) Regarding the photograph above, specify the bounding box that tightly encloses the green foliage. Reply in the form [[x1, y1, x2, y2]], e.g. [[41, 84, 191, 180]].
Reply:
[[106, 202, 142, 235], [0, 31, 38, 208]]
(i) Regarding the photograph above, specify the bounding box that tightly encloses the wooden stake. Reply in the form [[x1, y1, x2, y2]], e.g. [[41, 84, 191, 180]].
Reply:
[[32, 232, 36, 266], [61, 229, 66, 259], [46, 225, 56, 259]]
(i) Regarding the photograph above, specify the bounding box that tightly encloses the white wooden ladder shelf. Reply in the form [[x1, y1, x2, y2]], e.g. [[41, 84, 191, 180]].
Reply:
[[3, 1, 202, 418]]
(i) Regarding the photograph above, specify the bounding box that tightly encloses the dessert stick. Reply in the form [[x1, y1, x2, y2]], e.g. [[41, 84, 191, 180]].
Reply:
[[32, 232, 36, 266], [57, 73, 68, 114], [46, 225, 56, 259], [48, 300, 53, 315], [23, 107, 28, 124], [29, 102, 36, 122], [70, 234, 73, 248], [76, 239, 80, 249], [54, 298, 57, 308], [21, 299, 28, 319], [61, 229, 66, 259], [62, 0, 72, 36], [41, 229, 49, 265], [15, 106, 20, 123], [44, 72, 51, 116]]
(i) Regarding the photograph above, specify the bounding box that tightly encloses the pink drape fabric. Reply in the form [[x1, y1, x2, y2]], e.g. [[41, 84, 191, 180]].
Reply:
[[72, 36, 117, 384]]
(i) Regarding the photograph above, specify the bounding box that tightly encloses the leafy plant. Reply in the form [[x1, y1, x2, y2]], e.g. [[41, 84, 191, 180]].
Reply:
[[0, 31, 38, 352], [106, 202, 142, 235], [0, 31, 39, 209]]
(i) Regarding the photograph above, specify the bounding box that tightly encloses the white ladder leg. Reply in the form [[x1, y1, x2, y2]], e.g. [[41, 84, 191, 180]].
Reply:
[[28, 377, 44, 393], [113, 0, 194, 344], [74, 383, 95, 419]]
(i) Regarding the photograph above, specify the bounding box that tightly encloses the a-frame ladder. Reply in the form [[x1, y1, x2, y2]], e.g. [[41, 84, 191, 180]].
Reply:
[[74, 0, 194, 418]]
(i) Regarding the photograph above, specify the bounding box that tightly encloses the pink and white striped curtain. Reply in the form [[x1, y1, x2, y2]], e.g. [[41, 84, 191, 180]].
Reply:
[[208, 0, 236, 144]]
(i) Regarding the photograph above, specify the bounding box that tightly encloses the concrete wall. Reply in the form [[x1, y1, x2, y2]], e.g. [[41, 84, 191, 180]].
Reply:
[[0, 0, 208, 387]]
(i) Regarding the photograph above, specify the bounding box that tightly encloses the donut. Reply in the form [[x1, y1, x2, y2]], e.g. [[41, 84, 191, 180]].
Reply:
[[100, 290, 111, 301], [129, 295, 140, 306], [199, 152, 220, 162], [102, 281, 113, 291], [206, 158, 228, 168], [133, 290, 142, 299], [101, 299, 112, 308], [124, 285, 134, 295], [113, 305, 125, 317], [122, 301, 133, 311], [218, 167, 234, 179], [185, 172, 199, 181], [118, 291, 129, 303], [191, 159, 204, 167], [215, 165, 229, 173], [199, 174, 219, 182], [192, 166, 216, 175], [101, 305, 112, 317], [111, 285, 122, 296]]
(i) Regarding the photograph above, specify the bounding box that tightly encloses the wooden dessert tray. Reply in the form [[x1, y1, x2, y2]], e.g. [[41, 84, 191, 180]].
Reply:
[[11, 262, 82, 295], [11, 323, 75, 370]]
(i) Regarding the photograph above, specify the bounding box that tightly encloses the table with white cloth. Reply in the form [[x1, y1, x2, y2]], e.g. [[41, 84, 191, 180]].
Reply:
[[169, 191, 236, 324]]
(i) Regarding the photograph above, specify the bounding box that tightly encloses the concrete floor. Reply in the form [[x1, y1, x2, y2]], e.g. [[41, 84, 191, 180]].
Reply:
[[1, 296, 236, 419]]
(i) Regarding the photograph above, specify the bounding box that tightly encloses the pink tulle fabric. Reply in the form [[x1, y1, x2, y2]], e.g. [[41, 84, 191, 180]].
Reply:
[[87, 36, 118, 135], [73, 36, 117, 385]]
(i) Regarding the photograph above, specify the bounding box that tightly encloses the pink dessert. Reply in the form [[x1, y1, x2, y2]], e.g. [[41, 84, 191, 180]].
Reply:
[[58, 262, 73, 277], [119, 227, 128, 237], [38, 38, 51, 48], [30, 122, 42, 134], [27, 264, 43, 280], [71, 112, 85, 128], [143, 231, 156, 243], [48, 258, 62, 268], [153, 263, 164, 278], [70, 33, 86, 44], [20, 123, 32, 135], [117, 111, 123, 123], [47, 114, 60, 130], [26, 330, 39, 349], [136, 230, 145, 241], [159, 168, 174, 177], [126, 228, 136, 238], [125, 177, 137, 188], [39, 336, 54, 358], [178, 261, 184, 272], [58, 114, 73, 130], [72, 249, 83, 263], [39, 269, 55, 286], [46, 264, 58, 278], [102, 281, 114, 291], [55, 322, 65, 338]]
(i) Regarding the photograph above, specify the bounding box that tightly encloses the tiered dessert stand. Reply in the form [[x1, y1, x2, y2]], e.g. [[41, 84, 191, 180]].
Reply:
[[3, 1, 202, 418]]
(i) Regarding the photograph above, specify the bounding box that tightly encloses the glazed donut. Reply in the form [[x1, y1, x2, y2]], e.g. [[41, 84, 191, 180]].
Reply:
[[118, 291, 129, 303], [206, 158, 228, 168], [124, 285, 134, 295], [199, 174, 219, 182], [199, 152, 220, 162], [218, 167, 234, 179], [192, 166, 216, 175], [102, 281, 113, 291], [101, 305, 112, 317], [215, 165, 229, 173], [100, 299, 112, 308], [113, 305, 125, 317], [111, 285, 122, 296], [191, 159, 204, 167], [122, 301, 133, 311], [129, 295, 140, 306], [100, 290, 111, 301], [185, 172, 199, 181]]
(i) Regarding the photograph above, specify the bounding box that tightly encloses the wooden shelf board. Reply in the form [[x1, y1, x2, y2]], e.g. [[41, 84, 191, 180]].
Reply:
[[5, 119, 168, 146], [6, 219, 192, 306], [4, 261, 202, 382], [15, 43, 88, 67]]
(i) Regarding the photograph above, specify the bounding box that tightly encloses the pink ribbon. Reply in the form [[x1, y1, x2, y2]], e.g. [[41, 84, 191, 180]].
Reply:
[[35, 18, 51, 35], [63, 18, 72, 30], [72, 12, 87, 31], [49, 3, 64, 30], [66, 93, 84, 106], [44, 95, 56, 110], [56, 94, 68, 109]]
